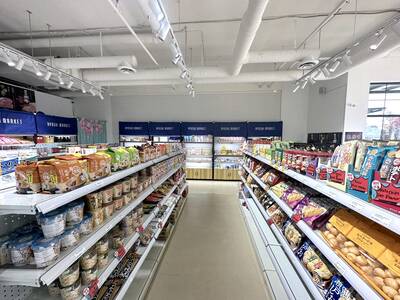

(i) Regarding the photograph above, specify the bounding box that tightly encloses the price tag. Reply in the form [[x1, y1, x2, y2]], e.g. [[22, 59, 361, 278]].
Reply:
[[95, 181, 103, 188], [74, 247, 86, 258], [291, 213, 302, 223], [371, 213, 391, 227], [136, 225, 144, 233], [114, 245, 126, 259], [349, 200, 365, 211]]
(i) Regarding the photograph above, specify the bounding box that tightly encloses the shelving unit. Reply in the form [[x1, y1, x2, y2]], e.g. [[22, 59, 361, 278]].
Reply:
[[0, 150, 183, 215], [0, 164, 184, 287], [241, 163, 383, 300], [243, 150, 400, 236]]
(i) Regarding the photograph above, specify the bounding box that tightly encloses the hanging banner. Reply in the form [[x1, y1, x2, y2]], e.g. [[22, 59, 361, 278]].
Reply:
[[181, 122, 214, 136], [119, 122, 149, 136], [0, 109, 36, 135], [35, 112, 77, 135], [149, 122, 181, 136], [247, 121, 283, 137], [213, 122, 247, 137]]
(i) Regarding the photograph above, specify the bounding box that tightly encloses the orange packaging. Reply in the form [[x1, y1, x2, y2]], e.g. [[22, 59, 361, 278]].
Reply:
[[84, 153, 111, 181], [38, 159, 88, 193], [328, 209, 361, 236], [379, 243, 400, 278], [15, 162, 41, 194]]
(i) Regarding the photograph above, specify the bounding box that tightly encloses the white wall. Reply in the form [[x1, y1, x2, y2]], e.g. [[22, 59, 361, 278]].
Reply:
[[109, 92, 282, 142], [345, 55, 400, 133], [307, 74, 348, 133], [35, 91, 74, 116], [281, 83, 309, 142]]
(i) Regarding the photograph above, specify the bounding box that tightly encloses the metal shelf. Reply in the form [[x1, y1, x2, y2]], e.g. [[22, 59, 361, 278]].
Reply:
[[241, 167, 382, 300], [214, 154, 242, 157], [243, 150, 400, 236], [35, 142, 77, 148], [0, 164, 183, 287], [0, 151, 183, 215], [242, 164, 267, 190]]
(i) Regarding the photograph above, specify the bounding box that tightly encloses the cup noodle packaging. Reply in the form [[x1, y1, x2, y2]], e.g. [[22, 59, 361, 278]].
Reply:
[[321, 209, 400, 300]]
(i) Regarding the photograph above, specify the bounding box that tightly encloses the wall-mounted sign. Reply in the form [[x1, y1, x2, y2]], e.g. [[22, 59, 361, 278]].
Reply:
[[149, 122, 181, 136], [213, 122, 247, 137], [0, 109, 36, 135], [35, 112, 77, 135], [181, 122, 214, 136], [119, 122, 149, 136], [247, 121, 283, 137], [345, 132, 363, 141]]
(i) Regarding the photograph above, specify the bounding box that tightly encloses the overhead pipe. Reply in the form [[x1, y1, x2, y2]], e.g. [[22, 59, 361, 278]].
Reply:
[[82, 67, 301, 85], [230, 0, 270, 76], [245, 49, 321, 64], [44, 55, 138, 70]]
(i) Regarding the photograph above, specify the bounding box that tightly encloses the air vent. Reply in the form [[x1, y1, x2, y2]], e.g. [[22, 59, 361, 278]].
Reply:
[[297, 58, 319, 70], [118, 62, 137, 75]]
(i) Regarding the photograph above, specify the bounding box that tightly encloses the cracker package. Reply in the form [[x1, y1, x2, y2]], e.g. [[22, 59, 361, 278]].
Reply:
[[104, 148, 122, 172], [15, 162, 41, 194], [37, 159, 88, 193], [360, 146, 386, 177], [85, 153, 111, 180], [127, 147, 140, 166]]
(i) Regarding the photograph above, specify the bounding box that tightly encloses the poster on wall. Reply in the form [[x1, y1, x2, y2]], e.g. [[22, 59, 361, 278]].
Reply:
[[78, 118, 107, 144], [0, 82, 36, 112]]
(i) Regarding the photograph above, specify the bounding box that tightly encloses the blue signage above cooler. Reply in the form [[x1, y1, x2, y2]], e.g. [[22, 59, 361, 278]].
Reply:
[[149, 122, 181, 136], [119, 122, 149, 136], [247, 121, 283, 137], [213, 122, 247, 137], [0, 109, 36, 135], [181, 122, 214, 136], [35, 112, 77, 135]]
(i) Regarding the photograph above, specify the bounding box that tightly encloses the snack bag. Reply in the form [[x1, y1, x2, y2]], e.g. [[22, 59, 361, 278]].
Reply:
[[354, 141, 368, 172], [283, 221, 303, 250], [85, 153, 111, 180], [15, 162, 41, 194], [105, 148, 121, 172], [270, 182, 291, 198], [360, 146, 386, 177], [330, 145, 342, 168], [117, 148, 130, 169], [282, 188, 308, 209], [127, 147, 140, 166], [294, 198, 330, 229], [387, 150, 400, 184], [324, 275, 359, 300], [338, 141, 357, 170]]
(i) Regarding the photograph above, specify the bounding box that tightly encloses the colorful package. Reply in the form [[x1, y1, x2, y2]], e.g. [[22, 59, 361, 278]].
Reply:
[[283, 221, 304, 250], [293, 199, 329, 229], [15, 162, 41, 194], [282, 188, 308, 209], [360, 146, 386, 177], [324, 275, 359, 300]]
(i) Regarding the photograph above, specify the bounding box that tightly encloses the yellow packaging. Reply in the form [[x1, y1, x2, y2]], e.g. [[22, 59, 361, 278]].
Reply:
[[328, 209, 359, 236], [379, 243, 400, 278]]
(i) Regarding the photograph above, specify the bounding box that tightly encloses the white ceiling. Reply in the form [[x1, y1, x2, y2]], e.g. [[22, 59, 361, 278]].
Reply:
[[0, 0, 399, 93]]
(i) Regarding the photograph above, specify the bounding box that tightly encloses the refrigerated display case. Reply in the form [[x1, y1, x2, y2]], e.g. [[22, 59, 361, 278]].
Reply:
[[182, 122, 214, 179], [213, 122, 246, 180]]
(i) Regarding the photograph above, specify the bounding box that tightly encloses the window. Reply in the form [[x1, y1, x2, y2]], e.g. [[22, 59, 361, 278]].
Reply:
[[366, 83, 400, 140]]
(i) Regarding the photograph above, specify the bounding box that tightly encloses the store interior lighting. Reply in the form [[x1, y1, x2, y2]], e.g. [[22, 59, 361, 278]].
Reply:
[[370, 32, 387, 51], [67, 80, 74, 89], [292, 84, 300, 93], [328, 59, 341, 73], [0, 43, 103, 99]]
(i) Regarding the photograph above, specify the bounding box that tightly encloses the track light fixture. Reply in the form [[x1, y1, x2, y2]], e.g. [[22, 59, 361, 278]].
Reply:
[[3, 50, 16, 67], [172, 54, 182, 65], [370, 32, 387, 51], [180, 70, 188, 79], [342, 50, 352, 65], [15, 57, 25, 71], [309, 76, 316, 85], [328, 59, 341, 73], [89, 87, 96, 96], [58, 73, 64, 85], [300, 80, 308, 89], [67, 80, 74, 89], [312, 69, 322, 80], [81, 83, 87, 94], [99, 93, 104, 100], [321, 65, 330, 78], [186, 82, 192, 89], [292, 84, 300, 93], [44, 70, 52, 81], [32, 62, 43, 77]]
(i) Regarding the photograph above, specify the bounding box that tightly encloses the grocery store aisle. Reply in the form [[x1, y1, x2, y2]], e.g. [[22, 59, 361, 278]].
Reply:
[[143, 180, 271, 300]]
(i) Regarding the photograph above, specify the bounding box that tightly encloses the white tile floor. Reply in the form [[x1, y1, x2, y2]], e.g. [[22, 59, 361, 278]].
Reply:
[[133, 180, 271, 300]]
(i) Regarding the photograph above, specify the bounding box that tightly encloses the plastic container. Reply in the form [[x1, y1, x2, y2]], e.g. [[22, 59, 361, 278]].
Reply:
[[121, 214, 134, 228], [10, 234, 37, 266], [97, 252, 109, 269], [38, 209, 67, 238], [96, 238, 109, 254], [59, 261, 80, 287], [60, 278, 81, 300], [130, 174, 138, 188], [85, 191, 103, 211], [92, 208, 104, 228], [112, 234, 124, 249], [81, 265, 98, 285], [122, 179, 131, 193], [60, 225, 80, 250], [80, 247, 97, 270], [48, 280, 60, 296], [65, 201, 84, 226], [113, 183, 123, 199], [113, 197, 123, 210], [121, 225, 135, 237], [137, 182, 144, 193], [130, 189, 138, 200], [0, 235, 11, 266], [102, 187, 113, 204], [80, 213, 94, 235], [122, 192, 132, 206], [32, 237, 61, 268], [103, 202, 114, 218]]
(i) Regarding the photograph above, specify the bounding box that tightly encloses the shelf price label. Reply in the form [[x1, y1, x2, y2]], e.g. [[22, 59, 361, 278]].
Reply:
[[158, 221, 164, 228], [114, 245, 126, 259], [136, 225, 144, 233], [267, 219, 274, 226], [82, 277, 99, 299], [291, 213, 302, 223]]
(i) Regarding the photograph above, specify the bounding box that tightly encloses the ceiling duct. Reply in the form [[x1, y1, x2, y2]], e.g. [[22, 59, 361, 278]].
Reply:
[[45, 56, 138, 70]]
